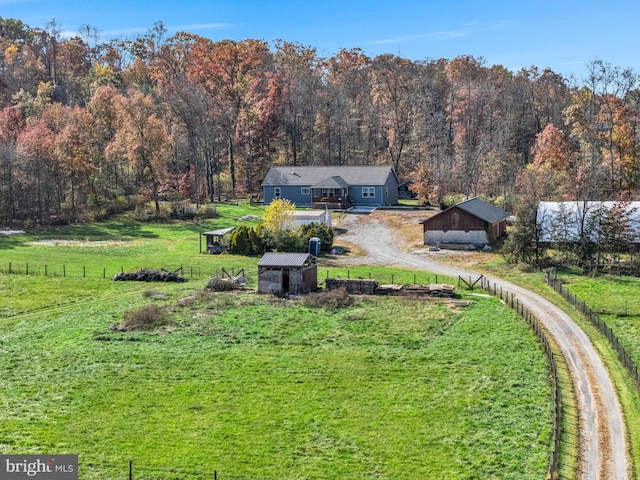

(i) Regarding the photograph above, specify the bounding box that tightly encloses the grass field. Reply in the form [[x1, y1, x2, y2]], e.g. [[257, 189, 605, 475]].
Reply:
[[558, 269, 640, 369], [0, 212, 554, 479], [0, 284, 552, 479]]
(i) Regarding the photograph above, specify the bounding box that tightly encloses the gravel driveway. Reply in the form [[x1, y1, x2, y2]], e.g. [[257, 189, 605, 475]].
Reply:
[[332, 210, 629, 480]]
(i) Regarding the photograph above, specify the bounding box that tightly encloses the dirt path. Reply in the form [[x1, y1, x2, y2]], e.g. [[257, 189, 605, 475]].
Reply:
[[332, 211, 629, 480]]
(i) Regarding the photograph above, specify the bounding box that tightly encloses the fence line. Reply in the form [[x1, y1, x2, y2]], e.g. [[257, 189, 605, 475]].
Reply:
[[1, 262, 460, 287], [545, 275, 640, 389], [0, 262, 259, 281], [480, 277, 561, 480]]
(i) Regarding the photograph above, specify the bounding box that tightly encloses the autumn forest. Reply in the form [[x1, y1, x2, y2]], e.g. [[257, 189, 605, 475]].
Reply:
[[1, 18, 639, 229]]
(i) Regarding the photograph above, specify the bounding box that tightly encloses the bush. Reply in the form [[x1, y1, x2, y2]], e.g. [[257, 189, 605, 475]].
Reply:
[[197, 204, 218, 219], [299, 222, 334, 253], [119, 304, 168, 331], [301, 287, 353, 310], [205, 277, 246, 292]]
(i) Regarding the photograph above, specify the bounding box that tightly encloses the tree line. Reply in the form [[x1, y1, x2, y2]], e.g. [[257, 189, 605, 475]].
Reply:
[[1, 17, 640, 230]]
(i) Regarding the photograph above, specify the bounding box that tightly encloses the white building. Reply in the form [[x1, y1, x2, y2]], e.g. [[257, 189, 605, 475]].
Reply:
[[537, 201, 640, 244]]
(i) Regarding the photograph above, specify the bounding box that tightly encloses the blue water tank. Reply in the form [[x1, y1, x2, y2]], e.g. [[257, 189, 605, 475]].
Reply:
[[309, 237, 321, 256]]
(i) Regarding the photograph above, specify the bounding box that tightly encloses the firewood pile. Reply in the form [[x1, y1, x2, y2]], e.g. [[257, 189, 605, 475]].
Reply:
[[112, 268, 186, 282]]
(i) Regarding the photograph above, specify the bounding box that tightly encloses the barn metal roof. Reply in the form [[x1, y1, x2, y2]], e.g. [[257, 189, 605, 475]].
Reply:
[[262, 166, 397, 186], [257, 252, 316, 267], [456, 197, 508, 224]]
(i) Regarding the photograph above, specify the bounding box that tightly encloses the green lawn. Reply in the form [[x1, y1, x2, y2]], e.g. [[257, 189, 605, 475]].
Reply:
[[0, 214, 554, 479], [0, 286, 552, 479], [0, 204, 264, 278]]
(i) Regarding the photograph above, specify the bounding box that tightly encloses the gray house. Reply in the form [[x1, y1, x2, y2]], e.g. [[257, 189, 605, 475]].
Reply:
[[262, 166, 399, 208]]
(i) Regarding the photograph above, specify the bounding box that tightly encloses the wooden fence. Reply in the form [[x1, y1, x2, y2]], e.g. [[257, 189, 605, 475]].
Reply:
[[480, 276, 562, 480]]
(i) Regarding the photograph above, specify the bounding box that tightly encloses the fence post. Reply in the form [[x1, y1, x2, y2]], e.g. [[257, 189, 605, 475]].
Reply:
[[129, 460, 133, 480], [26, 263, 28, 275], [63, 265, 66, 277], [83, 266, 86, 278], [45, 265, 48, 276]]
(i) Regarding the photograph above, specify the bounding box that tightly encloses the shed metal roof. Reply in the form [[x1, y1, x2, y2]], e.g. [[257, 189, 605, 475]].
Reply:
[[257, 252, 316, 268], [262, 166, 397, 187], [202, 227, 235, 236], [456, 197, 508, 224]]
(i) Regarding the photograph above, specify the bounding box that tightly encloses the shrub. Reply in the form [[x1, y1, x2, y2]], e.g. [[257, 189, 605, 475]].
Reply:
[[198, 204, 218, 219], [205, 277, 245, 292], [119, 304, 168, 331], [299, 222, 334, 253], [301, 287, 353, 310]]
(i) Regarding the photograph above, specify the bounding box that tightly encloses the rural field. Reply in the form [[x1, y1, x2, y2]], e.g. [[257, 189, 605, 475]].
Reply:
[[1, 208, 554, 479], [558, 269, 640, 368]]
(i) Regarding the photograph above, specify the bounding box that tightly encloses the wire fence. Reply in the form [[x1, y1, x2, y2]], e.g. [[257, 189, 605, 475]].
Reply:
[[0, 261, 461, 287], [545, 273, 640, 389], [0, 262, 263, 283]]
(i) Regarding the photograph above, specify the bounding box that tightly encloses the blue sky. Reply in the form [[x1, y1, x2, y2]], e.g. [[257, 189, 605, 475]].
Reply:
[[2, 0, 639, 79]]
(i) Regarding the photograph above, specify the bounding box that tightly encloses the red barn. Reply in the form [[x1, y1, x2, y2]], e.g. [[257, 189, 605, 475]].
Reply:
[[421, 197, 508, 246]]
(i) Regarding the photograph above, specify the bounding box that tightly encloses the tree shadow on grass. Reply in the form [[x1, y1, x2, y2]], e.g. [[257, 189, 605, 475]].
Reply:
[[0, 221, 159, 250]]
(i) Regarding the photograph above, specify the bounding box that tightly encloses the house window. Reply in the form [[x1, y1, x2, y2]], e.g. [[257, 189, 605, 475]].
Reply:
[[301, 187, 310, 195], [362, 187, 375, 198], [274, 187, 281, 199]]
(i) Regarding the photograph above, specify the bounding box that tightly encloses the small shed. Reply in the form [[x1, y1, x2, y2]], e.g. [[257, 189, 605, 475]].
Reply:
[[202, 227, 235, 254], [421, 197, 508, 246], [257, 252, 318, 295]]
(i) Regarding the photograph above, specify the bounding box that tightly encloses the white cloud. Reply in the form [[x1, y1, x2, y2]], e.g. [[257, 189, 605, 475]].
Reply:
[[366, 30, 467, 45]]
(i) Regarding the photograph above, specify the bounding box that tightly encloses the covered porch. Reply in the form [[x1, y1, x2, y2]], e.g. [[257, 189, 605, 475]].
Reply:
[[310, 175, 351, 210]]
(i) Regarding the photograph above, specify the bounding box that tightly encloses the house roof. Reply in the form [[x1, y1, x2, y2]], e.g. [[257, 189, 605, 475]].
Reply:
[[257, 252, 317, 268], [262, 166, 397, 187], [537, 201, 640, 242], [455, 197, 508, 224]]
